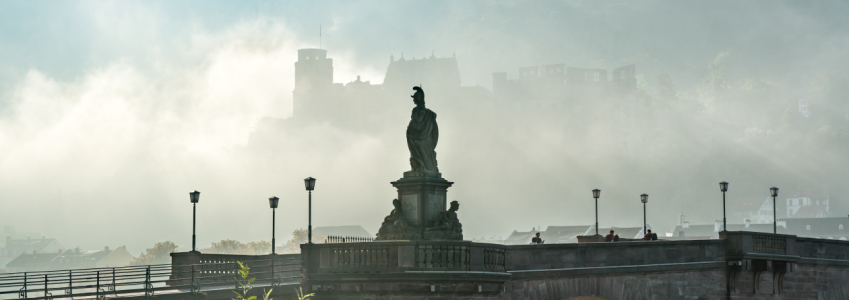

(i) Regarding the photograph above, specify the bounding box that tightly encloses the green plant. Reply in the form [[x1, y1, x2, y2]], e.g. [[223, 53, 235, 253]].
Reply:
[[232, 261, 273, 300], [296, 287, 313, 300]]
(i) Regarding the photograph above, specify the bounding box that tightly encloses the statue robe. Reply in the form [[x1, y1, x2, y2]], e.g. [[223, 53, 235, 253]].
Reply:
[[406, 106, 439, 176]]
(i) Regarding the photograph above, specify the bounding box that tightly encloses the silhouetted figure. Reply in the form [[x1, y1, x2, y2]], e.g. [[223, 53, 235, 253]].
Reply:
[[406, 86, 440, 177], [643, 229, 654, 241], [376, 199, 421, 240], [531, 232, 544, 244], [652, 232, 658, 240], [613, 234, 620, 242], [604, 230, 615, 242], [424, 200, 463, 240]]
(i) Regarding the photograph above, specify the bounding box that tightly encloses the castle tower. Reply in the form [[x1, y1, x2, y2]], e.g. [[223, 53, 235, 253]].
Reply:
[[294, 49, 333, 118]]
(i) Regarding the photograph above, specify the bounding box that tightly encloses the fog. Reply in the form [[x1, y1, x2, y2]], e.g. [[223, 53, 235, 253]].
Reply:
[[1, 1, 849, 254]]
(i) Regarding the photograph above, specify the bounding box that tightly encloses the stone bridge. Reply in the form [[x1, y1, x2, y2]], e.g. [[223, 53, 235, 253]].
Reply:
[[295, 231, 849, 299], [66, 231, 847, 300]]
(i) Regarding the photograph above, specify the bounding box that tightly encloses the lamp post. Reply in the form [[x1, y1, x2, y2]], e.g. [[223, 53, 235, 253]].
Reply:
[[720, 181, 728, 232], [189, 191, 200, 252], [640, 194, 648, 236], [592, 189, 601, 236], [304, 177, 316, 244], [770, 187, 779, 234], [269, 196, 279, 254]]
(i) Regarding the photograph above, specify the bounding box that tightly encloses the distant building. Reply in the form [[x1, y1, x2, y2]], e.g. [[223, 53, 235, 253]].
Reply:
[[667, 213, 846, 240], [290, 49, 467, 125], [798, 98, 810, 117], [492, 63, 636, 99], [786, 188, 829, 218], [50, 246, 135, 270], [4, 252, 61, 273], [668, 217, 777, 240], [4, 246, 134, 272], [1, 235, 63, 269], [729, 197, 775, 224], [504, 228, 543, 245], [470, 236, 505, 244], [503, 225, 648, 245], [784, 217, 847, 240]]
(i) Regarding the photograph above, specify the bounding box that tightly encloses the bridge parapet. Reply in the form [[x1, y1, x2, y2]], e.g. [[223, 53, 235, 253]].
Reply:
[[169, 252, 300, 289], [300, 240, 509, 295], [720, 231, 799, 262]]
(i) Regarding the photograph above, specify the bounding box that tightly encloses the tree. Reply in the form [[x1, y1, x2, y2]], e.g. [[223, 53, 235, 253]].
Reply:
[[129, 241, 178, 265], [203, 240, 272, 255], [282, 229, 308, 254], [282, 229, 324, 254]]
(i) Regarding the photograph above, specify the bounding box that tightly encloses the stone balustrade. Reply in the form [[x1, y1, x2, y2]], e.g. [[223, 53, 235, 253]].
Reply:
[[304, 240, 505, 274], [168, 252, 300, 287], [721, 231, 799, 261]]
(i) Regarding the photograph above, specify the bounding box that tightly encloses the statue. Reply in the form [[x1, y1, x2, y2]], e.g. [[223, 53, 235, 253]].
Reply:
[[424, 200, 463, 240], [376, 199, 421, 240], [406, 86, 440, 177]]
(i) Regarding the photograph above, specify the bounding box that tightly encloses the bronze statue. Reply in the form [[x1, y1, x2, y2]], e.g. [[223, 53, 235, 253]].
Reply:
[[406, 86, 440, 177]]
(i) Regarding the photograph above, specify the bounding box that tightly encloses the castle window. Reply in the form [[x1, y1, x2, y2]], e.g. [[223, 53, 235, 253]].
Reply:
[[594, 72, 600, 82]]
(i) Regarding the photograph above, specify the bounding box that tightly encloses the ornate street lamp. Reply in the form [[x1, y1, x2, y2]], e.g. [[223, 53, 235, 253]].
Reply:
[[592, 189, 601, 236], [304, 177, 316, 244], [640, 194, 648, 236], [770, 187, 779, 234], [269, 196, 279, 254], [720, 181, 728, 232], [189, 190, 200, 252]]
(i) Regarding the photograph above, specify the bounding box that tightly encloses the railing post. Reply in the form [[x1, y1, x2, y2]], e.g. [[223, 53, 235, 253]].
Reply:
[[44, 274, 48, 300], [112, 268, 116, 294], [23, 272, 27, 299], [68, 270, 72, 296], [96, 271, 100, 300], [144, 266, 152, 297]]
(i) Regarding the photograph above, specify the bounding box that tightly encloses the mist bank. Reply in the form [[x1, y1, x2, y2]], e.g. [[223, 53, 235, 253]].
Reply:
[[1, 1, 848, 253]]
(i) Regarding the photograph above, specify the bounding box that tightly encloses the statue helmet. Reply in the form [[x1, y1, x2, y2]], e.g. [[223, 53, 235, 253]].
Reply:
[[411, 86, 425, 104]]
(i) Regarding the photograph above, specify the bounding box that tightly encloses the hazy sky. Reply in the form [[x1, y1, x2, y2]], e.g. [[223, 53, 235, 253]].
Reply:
[[2, 1, 848, 253]]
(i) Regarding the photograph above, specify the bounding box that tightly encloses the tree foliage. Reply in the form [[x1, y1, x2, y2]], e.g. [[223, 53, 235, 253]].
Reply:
[[203, 239, 272, 255], [282, 229, 324, 254], [129, 241, 178, 265]]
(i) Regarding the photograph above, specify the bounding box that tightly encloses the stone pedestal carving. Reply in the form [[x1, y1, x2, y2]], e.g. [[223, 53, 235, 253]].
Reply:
[[376, 174, 462, 240]]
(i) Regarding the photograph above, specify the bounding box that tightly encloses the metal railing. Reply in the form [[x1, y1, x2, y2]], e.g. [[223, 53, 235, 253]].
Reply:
[[0, 258, 300, 300], [323, 236, 375, 243]]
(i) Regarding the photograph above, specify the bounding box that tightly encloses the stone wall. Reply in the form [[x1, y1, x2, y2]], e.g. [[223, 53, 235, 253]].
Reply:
[[505, 240, 727, 299], [164, 233, 849, 300], [503, 236, 849, 300]]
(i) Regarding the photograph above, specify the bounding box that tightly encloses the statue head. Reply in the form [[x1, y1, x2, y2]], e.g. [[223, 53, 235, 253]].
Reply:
[[449, 200, 459, 211], [411, 86, 425, 107], [392, 198, 402, 209]]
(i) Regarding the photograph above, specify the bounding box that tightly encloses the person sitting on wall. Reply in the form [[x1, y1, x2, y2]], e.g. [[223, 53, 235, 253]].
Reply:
[[604, 230, 615, 242], [643, 229, 653, 241], [613, 234, 620, 242], [651, 232, 659, 241], [531, 232, 544, 244]]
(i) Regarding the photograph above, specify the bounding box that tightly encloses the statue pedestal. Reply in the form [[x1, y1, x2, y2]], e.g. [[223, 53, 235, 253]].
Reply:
[[391, 175, 453, 230]]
